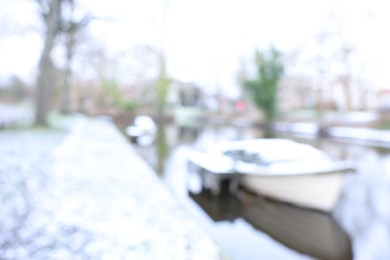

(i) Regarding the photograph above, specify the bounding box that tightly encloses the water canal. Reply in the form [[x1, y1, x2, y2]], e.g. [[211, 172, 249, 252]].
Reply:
[[131, 124, 390, 260]]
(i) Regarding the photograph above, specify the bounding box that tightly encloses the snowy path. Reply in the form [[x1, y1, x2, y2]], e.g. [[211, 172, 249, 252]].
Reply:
[[0, 116, 221, 259]]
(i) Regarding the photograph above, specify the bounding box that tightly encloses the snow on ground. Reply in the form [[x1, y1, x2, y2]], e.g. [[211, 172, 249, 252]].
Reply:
[[0, 116, 221, 259]]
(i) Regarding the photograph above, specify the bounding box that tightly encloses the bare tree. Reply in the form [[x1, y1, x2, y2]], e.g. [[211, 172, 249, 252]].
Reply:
[[336, 44, 354, 112], [59, 1, 94, 114], [328, 9, 358, 112], [314, 30, 332, 123], [34, 0, 95, 124], [34, 0, 64, 126], [153, 0, 171, 120]]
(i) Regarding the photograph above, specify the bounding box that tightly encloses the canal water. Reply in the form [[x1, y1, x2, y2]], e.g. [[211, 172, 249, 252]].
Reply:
[[132, 124, 390, 260]]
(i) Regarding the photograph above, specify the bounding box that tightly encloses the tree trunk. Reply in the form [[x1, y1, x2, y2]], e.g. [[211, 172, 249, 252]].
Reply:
[[156, 55, 170, 120], [34, 0, 61, 126], [342, 76, 352, 111], [60, 31, 74, 114], [35, 57, 54, 126]]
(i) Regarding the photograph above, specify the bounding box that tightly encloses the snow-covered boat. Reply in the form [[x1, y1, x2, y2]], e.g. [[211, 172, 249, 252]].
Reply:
[[126, 116, 157, 145], [188, 138, 355, 211]]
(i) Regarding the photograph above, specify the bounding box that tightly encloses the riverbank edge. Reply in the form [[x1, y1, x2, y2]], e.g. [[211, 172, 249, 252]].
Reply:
[[54, 115, 224, 258], [0, 114, 225, 259]]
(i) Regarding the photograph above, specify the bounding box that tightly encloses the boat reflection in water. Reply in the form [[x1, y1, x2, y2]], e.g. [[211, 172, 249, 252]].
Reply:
[[189, 188, 352, 260], [189, 189, 241, 222]]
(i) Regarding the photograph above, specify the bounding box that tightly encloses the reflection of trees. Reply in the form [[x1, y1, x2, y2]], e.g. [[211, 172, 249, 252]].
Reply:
[[155, 125, 169, 176], [178, 126, 201, 144]]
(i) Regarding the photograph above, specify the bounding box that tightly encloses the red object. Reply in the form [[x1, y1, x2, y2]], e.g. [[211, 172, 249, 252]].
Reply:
[[235, 101, 246, 111]]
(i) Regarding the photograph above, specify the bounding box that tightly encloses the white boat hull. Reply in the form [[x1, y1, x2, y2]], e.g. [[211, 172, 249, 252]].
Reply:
[[240, 172, 346, 211]]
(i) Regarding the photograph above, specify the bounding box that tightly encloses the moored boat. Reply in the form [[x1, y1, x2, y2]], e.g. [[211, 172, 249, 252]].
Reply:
[[125, 115, 157, 145], [188, 138, 355, 211]]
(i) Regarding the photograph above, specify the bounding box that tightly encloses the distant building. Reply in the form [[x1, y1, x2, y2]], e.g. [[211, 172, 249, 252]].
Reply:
[[168, 81, 205, 125], [377, 89, 390, 120], [378, 89, 390, 111]]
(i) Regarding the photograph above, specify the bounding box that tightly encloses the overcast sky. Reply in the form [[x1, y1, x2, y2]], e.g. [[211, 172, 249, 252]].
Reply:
[[1, 0, 389, 97]]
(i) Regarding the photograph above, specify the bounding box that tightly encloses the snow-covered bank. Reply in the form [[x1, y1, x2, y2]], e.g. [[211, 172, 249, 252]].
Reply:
[[0, 103, 32, 129], [273, 121, 390, 148], [0, 116, 221, 259]]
